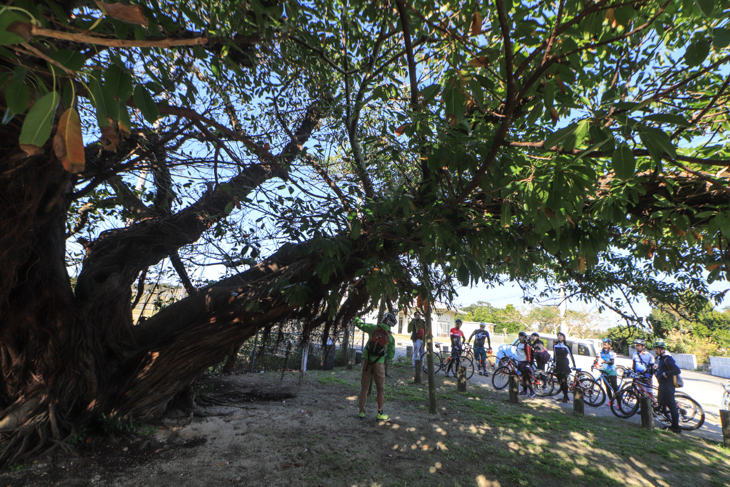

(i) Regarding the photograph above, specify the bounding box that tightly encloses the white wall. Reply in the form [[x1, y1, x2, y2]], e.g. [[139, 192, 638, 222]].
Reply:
[[672, 354, 698, 370], [710, 356, 730, 379]]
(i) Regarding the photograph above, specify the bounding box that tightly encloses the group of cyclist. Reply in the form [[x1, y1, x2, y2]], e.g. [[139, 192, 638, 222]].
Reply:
[[447, 319, 493, 376]]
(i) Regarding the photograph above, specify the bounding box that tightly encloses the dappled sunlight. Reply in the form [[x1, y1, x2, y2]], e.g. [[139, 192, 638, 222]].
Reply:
[[431, 423, 448, 436], [345, 396, 357, 401], [389, 423, 400, 429], [428, 461, 443, 474], [475, 475, 501, 487]]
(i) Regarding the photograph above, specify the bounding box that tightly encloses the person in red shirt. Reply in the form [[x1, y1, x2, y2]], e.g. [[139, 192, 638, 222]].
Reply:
[[448, 319, 466, 377]]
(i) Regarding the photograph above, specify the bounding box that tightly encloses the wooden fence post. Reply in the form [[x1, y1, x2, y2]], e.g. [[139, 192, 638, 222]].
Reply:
[[573, 385, 584, 415], [640, 396, 654, 429], [720, 409, 730, 448], [457, 366, 467, 392], [509, 374, 520, 403], [414, 360, 422, 384]]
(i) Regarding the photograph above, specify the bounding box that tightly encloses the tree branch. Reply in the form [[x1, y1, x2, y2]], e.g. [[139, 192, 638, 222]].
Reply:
[[30, 26, 208, 48]]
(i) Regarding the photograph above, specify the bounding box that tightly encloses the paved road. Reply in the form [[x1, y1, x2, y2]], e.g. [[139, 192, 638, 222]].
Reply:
[[391, 340, 728, 443]]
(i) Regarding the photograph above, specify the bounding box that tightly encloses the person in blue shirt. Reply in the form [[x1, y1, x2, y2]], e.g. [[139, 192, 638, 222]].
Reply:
[[468, 323, 492, 376], [598, 338, 619, 406], [654, 339, 682, 433], [632, 338, 654, 393]]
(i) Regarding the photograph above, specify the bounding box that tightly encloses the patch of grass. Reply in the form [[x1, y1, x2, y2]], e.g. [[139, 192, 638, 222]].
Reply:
[[317, 376, 350, 386]]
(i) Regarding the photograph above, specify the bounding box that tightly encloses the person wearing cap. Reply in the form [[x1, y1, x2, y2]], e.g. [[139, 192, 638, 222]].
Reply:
[[598, 338, 619, 406], [408, 311, 425, 369], [468, 323, 492, 376], [632, 338, 654, 394], [654, 339, 682, 433], [354, 314, 396, 421], [553, 332, 575, 403], [448, 319, 466, 377], [515, 331, 535, 397]]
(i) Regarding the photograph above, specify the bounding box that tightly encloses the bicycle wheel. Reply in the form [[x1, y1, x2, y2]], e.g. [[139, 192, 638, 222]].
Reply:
[[492, 366, 510, 390], [533, 371, 554, 396], [578, 377, 606, 407], [459, 355, 475, 380], [484, 355, 497, 374], [547, 373, 561, 396], [675, 393, 705, 430], [611, 388, 639, 419], [421, 352, 442, 374]]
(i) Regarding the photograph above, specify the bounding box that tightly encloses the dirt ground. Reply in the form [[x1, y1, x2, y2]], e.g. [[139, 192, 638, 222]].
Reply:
[[2, 360, 729, 487]]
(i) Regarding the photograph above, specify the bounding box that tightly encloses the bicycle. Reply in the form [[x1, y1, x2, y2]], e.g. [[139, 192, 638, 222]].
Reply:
[[445, 345, 475, 379], [491, 358, 554, 396], [722, 382, 730, 411], [464, 342, 496, 375], [610, 372, 705, 430], [545, 366, 605, 406], [590, 358, 625, 406], [418, 343, 475, 379]]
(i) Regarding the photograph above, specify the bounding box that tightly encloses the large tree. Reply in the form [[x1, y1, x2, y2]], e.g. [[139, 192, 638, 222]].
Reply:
[[1, 0, 730, 466]]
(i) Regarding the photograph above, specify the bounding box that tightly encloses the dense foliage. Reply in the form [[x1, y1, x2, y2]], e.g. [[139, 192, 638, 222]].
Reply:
[[1, 0, 730, 467]]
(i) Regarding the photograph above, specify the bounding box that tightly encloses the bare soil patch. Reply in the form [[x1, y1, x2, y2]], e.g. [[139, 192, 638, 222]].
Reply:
[[2, 362, 729, 487]]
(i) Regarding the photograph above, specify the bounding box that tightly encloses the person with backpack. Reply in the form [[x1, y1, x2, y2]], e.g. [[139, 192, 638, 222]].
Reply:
[[553, 332, 576, 403], [468, 323, 492, 376], [653, 339, 682, 433], [448, 319, 466, 377], [515, 331, 535, 397], [355, 313, 396, 421], [632, 338, 654, 394], [408, 311, 425, 369]]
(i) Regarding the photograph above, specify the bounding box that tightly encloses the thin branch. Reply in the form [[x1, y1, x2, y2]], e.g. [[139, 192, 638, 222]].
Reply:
[[170, 250, 197, 295], [395, 0, 419, 110], [31, 26, 208, 48]]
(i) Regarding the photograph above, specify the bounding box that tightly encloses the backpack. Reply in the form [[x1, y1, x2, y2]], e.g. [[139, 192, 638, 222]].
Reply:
[[366, 326, 390, 360], [538, 349, 550, 363]]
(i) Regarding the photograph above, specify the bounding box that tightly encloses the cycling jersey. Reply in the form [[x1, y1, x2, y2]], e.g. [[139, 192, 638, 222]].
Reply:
[[515, 341, 532, 362], [599, 349, 617, 376], [471, 330, 490, 348], [450, 328, 465, 349], [632, 350, 654, 379]]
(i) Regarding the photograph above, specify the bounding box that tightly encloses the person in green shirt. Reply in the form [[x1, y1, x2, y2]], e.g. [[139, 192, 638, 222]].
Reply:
[[354, 313, 396, 421]]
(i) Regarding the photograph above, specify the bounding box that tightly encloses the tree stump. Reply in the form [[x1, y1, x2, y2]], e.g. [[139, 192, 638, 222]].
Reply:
[[457, 366, 467, 392], [414, 360, 422, 384], [640, 396, 654, 430], [509, 374, 520, 403], [573, 385, 584, 415], [720, 409, 730, 448]]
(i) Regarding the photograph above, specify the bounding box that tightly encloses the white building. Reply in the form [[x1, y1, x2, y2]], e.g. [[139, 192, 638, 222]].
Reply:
[[361, 302, 467, 338]]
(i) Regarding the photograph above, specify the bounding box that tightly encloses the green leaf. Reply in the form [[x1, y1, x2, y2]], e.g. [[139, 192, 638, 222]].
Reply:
[[713, 28, 730, 49], [638, 124, 676, 163], [105, 64, 133, 101], [0, 10, 30, 46], [133, 84, 159, 123], [442, 80, 465, 123], [350, 219, 362, 240], [684, 38, 710, 67], [91, 78, 119, 122], [612, 144, 635, 180], [19, 91, 60, 148], [643, 114, 692, 127], [694, 0, 715, 16], [48, 49, 85, 71], [545, 120, 589, 151], [5, 79, 29, 114]]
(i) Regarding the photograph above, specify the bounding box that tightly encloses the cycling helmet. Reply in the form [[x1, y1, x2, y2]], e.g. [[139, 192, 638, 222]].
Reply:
[[479, 322, 486, 328], [518, 331, 527, 338], [653, 339, 667, 349], [455, 318, 463, 325], [531, 332, 539, 337], [634, 338, 646, 346], [382, 312, 397, 327], [602, 338, 612, 344]]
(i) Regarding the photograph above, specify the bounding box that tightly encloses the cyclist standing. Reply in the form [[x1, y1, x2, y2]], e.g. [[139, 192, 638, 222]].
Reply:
[[515, 331, 535, 397], [468, 322, 492, 376], [553, 332, 575, 403], [408, 311, 425, 370], [598, 338, 619, 406], [632, 338, 654, 394], [354, 314, 396, 421], [654, 339, 682, 433], [448, 319, 466, 377], [530, 332, 548, 371]]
